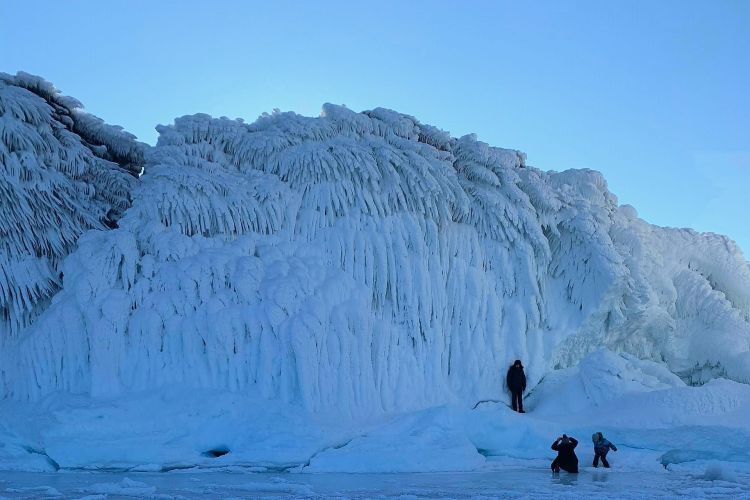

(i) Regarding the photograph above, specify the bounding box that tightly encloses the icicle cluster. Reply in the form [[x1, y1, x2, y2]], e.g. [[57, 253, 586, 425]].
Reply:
[[1, 90, 748, 415], [0, 72, 141, 340]]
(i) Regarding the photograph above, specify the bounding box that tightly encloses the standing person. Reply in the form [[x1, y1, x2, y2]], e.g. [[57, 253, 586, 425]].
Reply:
[[551, 434, 579, 473], [592, 432, 618, 468], [506, 359, 526, 413]]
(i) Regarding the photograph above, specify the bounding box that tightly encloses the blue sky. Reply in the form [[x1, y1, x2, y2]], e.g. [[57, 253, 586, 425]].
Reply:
[[2, 0, 748, 256]]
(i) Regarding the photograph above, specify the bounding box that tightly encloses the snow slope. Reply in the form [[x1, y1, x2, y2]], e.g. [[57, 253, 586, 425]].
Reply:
[[0, 74, 749, 473]]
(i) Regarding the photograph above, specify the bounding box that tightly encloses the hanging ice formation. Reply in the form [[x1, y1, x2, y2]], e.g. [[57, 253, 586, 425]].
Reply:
[[1, 73, 748, 416], [0, 72, 142, 344]]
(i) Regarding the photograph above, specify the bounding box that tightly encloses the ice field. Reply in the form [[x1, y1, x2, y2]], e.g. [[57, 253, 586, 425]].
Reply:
[[1, 468, 750, 499]]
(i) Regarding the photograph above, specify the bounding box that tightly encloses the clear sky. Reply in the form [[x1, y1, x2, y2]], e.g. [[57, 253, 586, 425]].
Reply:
[[2, 0, 748, 257]]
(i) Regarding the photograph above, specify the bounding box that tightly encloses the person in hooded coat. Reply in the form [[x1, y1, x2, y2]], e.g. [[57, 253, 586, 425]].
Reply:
[[506, 360, 526, 413], [551, 434, 579, 473], [592, 432, 618, 468]]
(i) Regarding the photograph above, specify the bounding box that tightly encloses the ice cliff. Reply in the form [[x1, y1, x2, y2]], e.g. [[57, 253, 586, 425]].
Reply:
[[0, 72, 142, 343], [1, 73, 749, 417]]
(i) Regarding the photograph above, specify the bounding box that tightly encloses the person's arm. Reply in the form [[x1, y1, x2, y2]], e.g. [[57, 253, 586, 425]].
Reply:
[[506, 369, 512, 389], [610, 442, 617, 451], [521, 372, 527, 392], [551, 440, 560, 451], [569, 438, 578, 448]]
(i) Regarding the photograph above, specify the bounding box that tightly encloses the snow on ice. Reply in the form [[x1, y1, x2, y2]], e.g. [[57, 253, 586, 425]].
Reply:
[[0, 72, 749, 495]]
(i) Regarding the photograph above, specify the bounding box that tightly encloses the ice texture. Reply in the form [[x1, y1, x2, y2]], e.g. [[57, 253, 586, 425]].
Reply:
[[0, 76, 749, 477], [1, 80, 749, 413], [0, 72, 142, 346]]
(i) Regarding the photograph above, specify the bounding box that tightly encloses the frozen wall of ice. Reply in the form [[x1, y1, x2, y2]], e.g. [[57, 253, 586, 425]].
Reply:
[[1, 83, 749, 415], [0, 72, 142, 343]]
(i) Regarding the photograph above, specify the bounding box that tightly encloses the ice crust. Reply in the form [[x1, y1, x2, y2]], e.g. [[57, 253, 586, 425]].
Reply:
[[0, 73, 749, 473]]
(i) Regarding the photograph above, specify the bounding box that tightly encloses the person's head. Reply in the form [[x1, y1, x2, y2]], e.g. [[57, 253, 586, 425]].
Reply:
[[513, 359, 523, 369], [592, 432, 603, 443], [561, 434, 570, 445]]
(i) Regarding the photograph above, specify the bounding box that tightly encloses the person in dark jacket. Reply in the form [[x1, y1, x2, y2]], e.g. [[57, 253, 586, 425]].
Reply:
[[506, 360, 526, 413], [592, 432, 617, 468], [551, 434, 579, 473]]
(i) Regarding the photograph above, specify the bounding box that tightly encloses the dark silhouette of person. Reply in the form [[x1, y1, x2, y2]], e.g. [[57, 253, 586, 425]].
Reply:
[[506, 359, 526, 413], [551, 435, 579, 473]]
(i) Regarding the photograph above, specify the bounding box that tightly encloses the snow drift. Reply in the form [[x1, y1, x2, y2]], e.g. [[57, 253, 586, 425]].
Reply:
[[1, 74, 749, 416]]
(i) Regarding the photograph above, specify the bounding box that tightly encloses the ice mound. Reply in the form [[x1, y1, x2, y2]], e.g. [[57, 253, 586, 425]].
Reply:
[[528, 349, 685, 415], [529, 350, 750, 428], [306, 407, 486, 472]]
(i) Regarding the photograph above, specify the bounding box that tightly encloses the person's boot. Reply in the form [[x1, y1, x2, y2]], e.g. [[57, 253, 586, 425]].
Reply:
[[519, 409, 525, 413]]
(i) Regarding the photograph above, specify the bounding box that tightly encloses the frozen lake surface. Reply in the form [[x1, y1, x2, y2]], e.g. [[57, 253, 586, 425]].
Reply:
[[2, 468, 749, 499]]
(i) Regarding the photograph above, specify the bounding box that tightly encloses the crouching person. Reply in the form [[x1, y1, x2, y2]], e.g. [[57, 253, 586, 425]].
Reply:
[[551, 434, 578, 473], [592, 432, 617, 468]]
